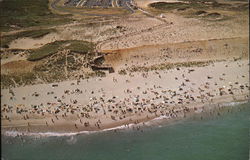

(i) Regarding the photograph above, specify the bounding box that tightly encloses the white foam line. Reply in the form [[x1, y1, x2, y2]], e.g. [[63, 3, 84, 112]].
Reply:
[[3, 100, 248, 138], [151, 115, 171, 121], [219, 100, 248, 107], [2, 124, 133, 137]]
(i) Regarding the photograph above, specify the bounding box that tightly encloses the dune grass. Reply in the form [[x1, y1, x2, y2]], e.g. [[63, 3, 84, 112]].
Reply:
[[65, 40, 94, 54], [27, 41, 65, 61], [0, 0, 71, 32], [1, 29, 57, 48], [149, 0, 248, 22], [149, 0, 248, 12], [149, 2, 192, 11], [127, 61, 214, 72], [27, 40, 95, 61], [1, 73, 37, 88]]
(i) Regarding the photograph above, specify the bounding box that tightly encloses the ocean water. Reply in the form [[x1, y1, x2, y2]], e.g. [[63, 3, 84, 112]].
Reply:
[[2, 102, 250, 160]]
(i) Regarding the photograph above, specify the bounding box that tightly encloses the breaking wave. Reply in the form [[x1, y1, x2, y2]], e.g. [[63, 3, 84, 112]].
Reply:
[[2, 100, 249, 138], [2, 124, 133, 138]]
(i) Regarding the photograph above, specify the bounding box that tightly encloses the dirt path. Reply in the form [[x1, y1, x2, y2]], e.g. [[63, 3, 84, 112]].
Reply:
[[96, 21, 170, 51]]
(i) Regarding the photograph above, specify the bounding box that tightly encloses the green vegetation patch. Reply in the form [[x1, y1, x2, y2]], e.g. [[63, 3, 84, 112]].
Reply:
[[27, 40, 94, 61], [205, 12, 222, 18], [0, 0, 72, 31], [15, 29, 56, 39], [1, 39, 97, 88], [1, 29, 57, 48], [149, 2, 192, 11], [65, 40, 94, 54], [27, 41, 66, 61], [149, 0, 248, 21], [179, 0, 216, 3], [149, 0, 248, 12]]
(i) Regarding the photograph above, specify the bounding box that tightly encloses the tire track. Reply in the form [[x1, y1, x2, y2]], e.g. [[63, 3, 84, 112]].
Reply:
[[96, 22, 172, 52]]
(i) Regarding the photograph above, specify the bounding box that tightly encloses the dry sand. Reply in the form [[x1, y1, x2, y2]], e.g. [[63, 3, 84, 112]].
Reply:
[[9, 33, 60, 50]]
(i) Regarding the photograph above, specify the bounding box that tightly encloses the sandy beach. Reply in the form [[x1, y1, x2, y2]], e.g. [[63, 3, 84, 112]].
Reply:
[[1, 58, 249, 133]]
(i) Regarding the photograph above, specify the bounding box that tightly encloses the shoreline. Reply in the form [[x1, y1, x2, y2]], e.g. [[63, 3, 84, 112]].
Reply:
[[2, 95, 249, 137]]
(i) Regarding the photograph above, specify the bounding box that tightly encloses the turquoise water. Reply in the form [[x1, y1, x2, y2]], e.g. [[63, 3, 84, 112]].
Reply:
[[2, 102, 250, 160]]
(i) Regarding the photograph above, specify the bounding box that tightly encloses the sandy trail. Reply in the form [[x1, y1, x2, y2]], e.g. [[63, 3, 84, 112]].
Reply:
[[9, 33, 60, 50]]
